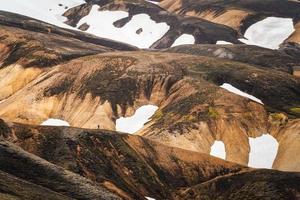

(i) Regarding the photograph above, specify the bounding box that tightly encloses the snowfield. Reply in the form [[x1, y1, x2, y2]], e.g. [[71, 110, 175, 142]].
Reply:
[[248, 134, 278, 169], [171, 34, 195, 47], [77, 5, 170, 48], [41, 118, 70, 126], [1, 1, 170, 48], [116, 105, 158, 134], [220, 83, 263, 104], [210, 140, 226, 160], [0, 0, 84, 28], [240, 17, 294, 49]]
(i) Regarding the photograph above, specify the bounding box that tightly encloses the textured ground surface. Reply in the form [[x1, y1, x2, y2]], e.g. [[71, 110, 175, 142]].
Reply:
[[1, 119, 300, 200], [0, 1, 300, 199], [0, 17, 300, 170]]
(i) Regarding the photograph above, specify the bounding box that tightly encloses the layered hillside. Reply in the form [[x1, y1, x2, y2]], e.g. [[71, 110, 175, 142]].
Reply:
[[1, 24, 300, 170], [159, 0, 300, 44], [165, 44, 300, 74], [1, 0, 242, 48], [0, 1, 300, 199], [1, 119, 300, 200]]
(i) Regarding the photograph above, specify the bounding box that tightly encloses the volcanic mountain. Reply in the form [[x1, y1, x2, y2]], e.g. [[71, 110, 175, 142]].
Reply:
[[1, 119, 300, 199], [159, 0, 300, 45], [0, 0, 300, 199]]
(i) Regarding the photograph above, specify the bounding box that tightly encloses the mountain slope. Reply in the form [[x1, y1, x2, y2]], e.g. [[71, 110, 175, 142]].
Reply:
[[159, 0, 300, 34], [160, 0, 300, 47], [0, 170, 73, 200], [1, 47, 300, 170], [172, 169, 300, 200], [0, 0, 243, 48], [0, 139, 123, 200], [164, 44, 300, 74], [1, 119, 300, 200], [63, 0, 243, 48], [0, 14, 299, 170], [0, 1, 300, 198]]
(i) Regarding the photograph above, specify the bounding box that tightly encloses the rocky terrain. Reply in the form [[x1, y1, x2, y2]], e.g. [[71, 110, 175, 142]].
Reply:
[[62, 0, 242, 48], [159, 0, 300, 44], [0, 0, 300, 199], [1, 119, 300, 199], [165, 44, 300, 73], [1, 33, 300, 170]]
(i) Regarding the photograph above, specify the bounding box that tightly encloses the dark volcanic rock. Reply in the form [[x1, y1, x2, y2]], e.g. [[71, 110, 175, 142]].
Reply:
[[0, 139, 123, 200], [0, 119, 11, 138], [0, 170, 72, 200], [173, 169, 300, 200], [0, 24, 111, 68], [280, 42, 300, 60], [165, 44, 300, 74], [136, 28, 143, 34], [113, 16, 132, 28], [63, 3, 93, 27], [78, 22, 90, 31]]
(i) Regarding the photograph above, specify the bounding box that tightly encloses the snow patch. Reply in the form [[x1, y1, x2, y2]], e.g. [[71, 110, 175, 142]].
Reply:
[[216, 41, 233, 45], [0, 0, 84, 28], [116, 105, 158, 134], [145, 0, 159, 5], [171, 34, 195, 47], [248, 134, 278, 169], [77, 5, 170, 48], [41, 118, 70, 126], [220, 83, 263, 104], [145, 197, 156, 200], [240, 17, 294, 49], [210, 140, 226, 159]]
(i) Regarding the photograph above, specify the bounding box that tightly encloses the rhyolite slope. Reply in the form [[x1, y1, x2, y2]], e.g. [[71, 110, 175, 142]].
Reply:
[[1, 119, 300, 200], [164, 44, 300, 74], [160, 0, 300, 44], [62, 0, 242, 48], [1, 49, 300, 170], [0, 5, 300, 172]]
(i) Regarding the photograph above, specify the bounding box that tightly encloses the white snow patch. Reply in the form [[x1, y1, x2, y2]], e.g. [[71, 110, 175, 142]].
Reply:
[[216, 41, 233, 45], [77, 5, 170, 48], [239, 17, 294, 49], [0, 0, 84, 28], [116, 105, 158, 134], [171, 34, 195, 47], [210, 140, 226, 160], [145, 0, 159, 5], [220, 83, 263, 104], [248, 134, 278, 169], [41, 118, 70, 126], [145, 197, 156, 200]]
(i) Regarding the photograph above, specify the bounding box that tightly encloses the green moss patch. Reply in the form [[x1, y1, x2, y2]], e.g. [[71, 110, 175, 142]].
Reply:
[[290, 107, 300, 114], [269, 113, 286, 121], [208, 107, 219, 119]]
